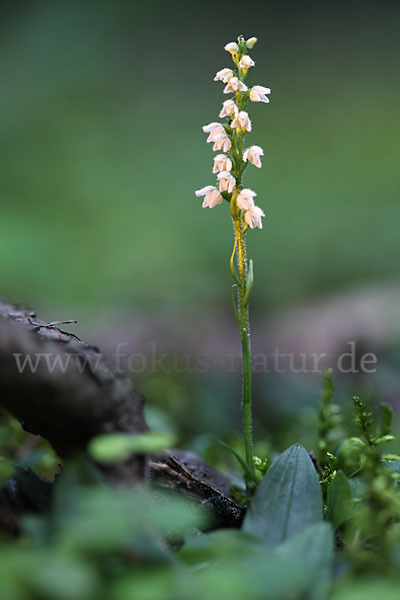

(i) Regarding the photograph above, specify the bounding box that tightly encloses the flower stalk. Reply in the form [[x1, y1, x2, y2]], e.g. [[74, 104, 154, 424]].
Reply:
[[232, 214, 256, 484], [195, 35, 270, 490]]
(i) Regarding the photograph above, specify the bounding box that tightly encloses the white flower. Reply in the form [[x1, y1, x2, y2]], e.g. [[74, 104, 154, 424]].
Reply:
[[203, 122, 224, 135], [231, 110, 252, 132], [243, 145, 264, 168], [217, 171, 236, 194], [212, 131, 232, 153], [202, 121, 231, 152], [223, 77, 248, 94], [213, 154, 232, 173], [244, 205, 265, 229], [246, 37, 257, 49], [237, 188, 256, 210], [202, 122, 225, 143], [214, 68, 234, 83], [224, 42, 239, 55], [249, 85, 271, 103], [219, 99, 238, 118], [239, 55, 255, 69], [195, 185, 223, 208]]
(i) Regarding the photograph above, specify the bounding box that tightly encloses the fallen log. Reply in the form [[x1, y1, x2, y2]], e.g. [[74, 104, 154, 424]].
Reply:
[[0, 300, 147, 466], [0, 300, 244, 527]]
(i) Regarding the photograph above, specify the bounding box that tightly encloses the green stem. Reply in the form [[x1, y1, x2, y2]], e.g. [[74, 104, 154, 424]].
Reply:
[[233, 214, 256, 486]]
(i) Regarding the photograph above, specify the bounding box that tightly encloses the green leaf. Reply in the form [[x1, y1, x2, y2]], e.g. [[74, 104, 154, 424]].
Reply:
[[0, 549, 98, 600], [326, 470, 353, 531], [192, 550, 307, 600], [55, 484, 208, 556], [53, 454, 104, 516], [382, 454, 400, 462], [219, 440, 258, 485], [110, 568, 179, 600], [330, 579, 400, 600], [374, 434, 394, 445], [88, 431, 175, 463], [244, 258, 254, 306], [112, 553, 307, 600], [243, 444, 323, 546], [0, 457, 13, 486], [383, 460, 400, 480], [0, 425, 13, 450], [336, 437, 366, 475], [180, 529, 261, 564], [379, 402, 393, 436], [276, 522, 334, 600]]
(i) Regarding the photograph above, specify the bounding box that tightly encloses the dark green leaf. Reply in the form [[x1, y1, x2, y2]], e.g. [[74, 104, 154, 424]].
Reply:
[[192, 551, 307, 600], [0, 457, 13, 486], [0, 549, 98, 600], [219, 440, 258, 484], [379, 402, 393, 437], [330, 579, 400, 600], [180, 529, 261, 564], [326, 470, 353, 531], [276, 522, 334, 600], [243, 444, 323, 546], [56, 485, 208, 557]]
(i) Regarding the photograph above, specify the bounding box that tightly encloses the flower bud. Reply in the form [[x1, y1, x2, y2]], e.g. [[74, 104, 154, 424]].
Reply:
[[246, 37, 257, 49]]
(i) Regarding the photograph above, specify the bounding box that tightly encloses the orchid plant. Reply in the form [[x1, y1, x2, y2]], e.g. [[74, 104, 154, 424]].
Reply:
[[195, 35, 270, 491]]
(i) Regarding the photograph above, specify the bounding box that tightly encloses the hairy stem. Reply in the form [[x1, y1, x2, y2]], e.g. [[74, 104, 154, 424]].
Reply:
[[233, 214, 256, 486]]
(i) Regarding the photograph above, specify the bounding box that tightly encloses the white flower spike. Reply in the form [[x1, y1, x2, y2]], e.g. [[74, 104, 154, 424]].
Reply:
[[224, 42, 239, 55], [249, 85, 271, 103], [223, 77, 248, 94], [195, 35, 271, 485], [214, 68, 234, 83], [244, 205, 265, 229], [237, 188, 256, 210], [195, 185, 223, 208], [213, 154, 232, 173], [212, 131, 232, 153], [219, 99, 238, 118], [239, 55, 255, 69], [243, 145, 264, 168], [217, 171, 236, 194], [231, 111, 252, 132]]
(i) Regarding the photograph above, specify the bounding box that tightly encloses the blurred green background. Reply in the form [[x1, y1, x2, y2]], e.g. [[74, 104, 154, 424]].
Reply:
[[2, 0, 399, 312], [1, 0, 400, 451]]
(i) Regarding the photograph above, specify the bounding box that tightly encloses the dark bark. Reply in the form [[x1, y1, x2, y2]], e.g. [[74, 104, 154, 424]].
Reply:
[[0, 300, 147, 461], [148, 450, 244, 528], [0, 299, 244, 527]]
